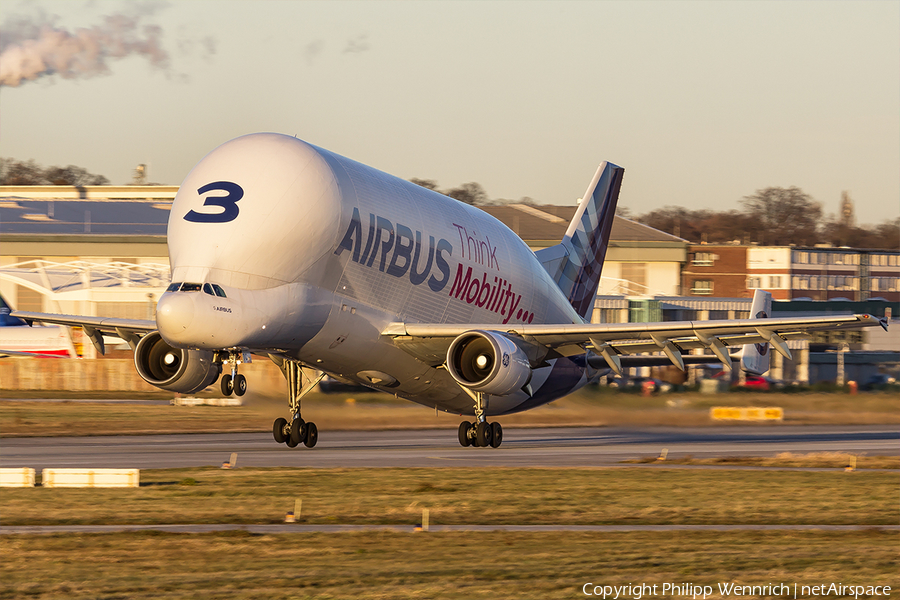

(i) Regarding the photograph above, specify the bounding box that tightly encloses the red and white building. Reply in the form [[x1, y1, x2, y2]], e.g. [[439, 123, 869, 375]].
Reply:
[[684, 244, 900, 302]]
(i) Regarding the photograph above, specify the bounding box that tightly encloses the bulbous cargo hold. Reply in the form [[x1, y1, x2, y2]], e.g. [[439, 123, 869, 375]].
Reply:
[[167, 133, 345, 292], [134, 332, 221, 394]]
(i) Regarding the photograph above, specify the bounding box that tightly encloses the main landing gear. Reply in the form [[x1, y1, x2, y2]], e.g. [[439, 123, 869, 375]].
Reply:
[[458, 420, 502, 448], [219, 351, 247, 397], [457, 390, 503, 448], [271, 359, 324, 449]]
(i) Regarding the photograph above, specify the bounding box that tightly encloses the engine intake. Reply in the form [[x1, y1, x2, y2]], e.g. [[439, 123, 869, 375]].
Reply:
[[134, 331, 221, 394], [446, 330, 531, 396]]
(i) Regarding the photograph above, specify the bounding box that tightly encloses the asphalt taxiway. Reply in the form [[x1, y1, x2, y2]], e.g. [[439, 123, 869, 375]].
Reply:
[[1, 425, 897, 470]]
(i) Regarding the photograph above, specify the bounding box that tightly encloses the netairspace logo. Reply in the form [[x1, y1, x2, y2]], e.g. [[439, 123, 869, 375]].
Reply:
[[582, 582, 893, 599]]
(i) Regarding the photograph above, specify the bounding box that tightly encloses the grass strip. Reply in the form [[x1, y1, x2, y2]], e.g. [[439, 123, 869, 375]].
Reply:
[[626, 452, 899, 469], [2, 467, 897, 526], [1, 530, 897, 599]]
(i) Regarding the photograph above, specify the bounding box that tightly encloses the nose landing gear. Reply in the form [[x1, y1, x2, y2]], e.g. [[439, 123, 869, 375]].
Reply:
[[219, 351, 248, 397]]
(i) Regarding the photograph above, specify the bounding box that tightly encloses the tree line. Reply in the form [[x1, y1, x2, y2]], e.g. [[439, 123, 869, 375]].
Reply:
[[0, 158, 110, 186], [411, 177, 898, 251], [627, 187, 899, 250]]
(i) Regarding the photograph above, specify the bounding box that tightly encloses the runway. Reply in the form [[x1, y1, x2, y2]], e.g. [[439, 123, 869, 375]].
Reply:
[[2, 425, 897, 470]]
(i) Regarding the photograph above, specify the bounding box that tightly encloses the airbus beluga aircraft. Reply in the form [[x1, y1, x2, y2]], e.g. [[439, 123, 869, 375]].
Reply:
[[13, 133, 887, 449]]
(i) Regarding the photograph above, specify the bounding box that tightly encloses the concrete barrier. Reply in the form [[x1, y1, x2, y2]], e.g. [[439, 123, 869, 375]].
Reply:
[[41, 468, 140, 488], [0, 468, 36, 487], [711, 406, 784, 421]]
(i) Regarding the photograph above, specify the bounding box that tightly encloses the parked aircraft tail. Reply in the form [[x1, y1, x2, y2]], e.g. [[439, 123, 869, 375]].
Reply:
[[535, 161, 624, 320], [740, 289, 774, 375]]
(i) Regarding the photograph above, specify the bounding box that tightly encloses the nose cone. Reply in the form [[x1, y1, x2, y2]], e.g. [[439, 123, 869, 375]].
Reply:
[[156, 293, 195, 343]]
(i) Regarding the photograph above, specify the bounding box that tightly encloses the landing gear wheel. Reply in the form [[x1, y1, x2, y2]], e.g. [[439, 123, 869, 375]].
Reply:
[[285, 435, 299, 448], [233, 374, 247, 396], [290, 419, 307, 446], [475, 421, 493, 447], [273, 418, 287, 444], [490, 422, 503, 448], [304, 422, 318, 448], [458, 421, 472, 447], [221, 374, 233, 396]]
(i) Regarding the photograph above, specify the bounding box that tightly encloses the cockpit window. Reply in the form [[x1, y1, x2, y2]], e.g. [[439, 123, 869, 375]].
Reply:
[[167, 281, 224, 296]]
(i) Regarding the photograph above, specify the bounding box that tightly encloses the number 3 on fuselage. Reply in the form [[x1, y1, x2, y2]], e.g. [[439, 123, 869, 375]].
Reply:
[[184, 181, 244, 223]]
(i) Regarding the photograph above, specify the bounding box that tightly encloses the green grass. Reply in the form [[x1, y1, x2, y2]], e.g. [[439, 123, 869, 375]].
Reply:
[[1, 530, 897, 599], [3, 467, 897, 526]]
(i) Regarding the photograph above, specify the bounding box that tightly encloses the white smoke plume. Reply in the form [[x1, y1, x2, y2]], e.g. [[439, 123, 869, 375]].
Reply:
[[0, 11, 171, 87]]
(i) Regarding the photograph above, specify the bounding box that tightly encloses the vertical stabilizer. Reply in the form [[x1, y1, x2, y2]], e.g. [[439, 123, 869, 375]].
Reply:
[[740, 289, 773, 375], [536, 161, 624, 320]]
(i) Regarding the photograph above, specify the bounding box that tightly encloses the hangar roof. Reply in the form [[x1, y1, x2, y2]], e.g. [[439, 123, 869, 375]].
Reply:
[[479, 204, 685, 246], [0, 199, 170, 235]]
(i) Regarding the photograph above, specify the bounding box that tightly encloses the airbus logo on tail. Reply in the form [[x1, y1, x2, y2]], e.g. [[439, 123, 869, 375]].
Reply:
[[335, 207, 452, 292]]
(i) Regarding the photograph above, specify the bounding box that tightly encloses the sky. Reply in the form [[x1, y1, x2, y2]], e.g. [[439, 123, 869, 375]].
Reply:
[[1, 0, 898, 225]]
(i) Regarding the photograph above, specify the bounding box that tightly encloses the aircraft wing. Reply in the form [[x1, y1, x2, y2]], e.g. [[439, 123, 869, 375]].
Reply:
[[10, 311, 157, 355], [382, 313, 888, 369], [0, 349, 69, 358]]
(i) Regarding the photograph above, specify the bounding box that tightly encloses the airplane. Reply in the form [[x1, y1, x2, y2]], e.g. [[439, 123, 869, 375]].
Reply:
[[11, 133, 888, 448], [1, 295, 77, 358]]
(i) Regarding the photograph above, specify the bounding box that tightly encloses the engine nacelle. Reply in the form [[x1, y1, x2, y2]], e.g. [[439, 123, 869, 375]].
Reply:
[[134, 331, 221, 394], [446, 330, 532, 396]]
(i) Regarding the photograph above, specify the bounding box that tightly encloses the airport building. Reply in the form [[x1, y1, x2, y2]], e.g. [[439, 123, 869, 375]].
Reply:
[[683, 243, 900, 302]]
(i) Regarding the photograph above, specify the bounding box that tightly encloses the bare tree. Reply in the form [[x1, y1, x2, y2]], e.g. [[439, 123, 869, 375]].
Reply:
[[740, 187, 822, 246], [0, 158, 45, 184], [872, 218, 900, 250], [445, 182, 488, 205], [637, 206, 713, 241], [409, 178, 439, 191], [0, 158, 109, 185], [44, 165, 109, 186], [615, 205, 632, 218]]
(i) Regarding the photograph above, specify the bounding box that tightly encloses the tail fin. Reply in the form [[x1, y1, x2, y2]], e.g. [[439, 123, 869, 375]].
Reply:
[[740, 289, 773, 375], [536, 161, 624, 319]]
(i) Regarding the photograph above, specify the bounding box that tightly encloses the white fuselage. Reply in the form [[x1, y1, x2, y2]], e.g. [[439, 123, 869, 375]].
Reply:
[[156, 133, 590, 415]]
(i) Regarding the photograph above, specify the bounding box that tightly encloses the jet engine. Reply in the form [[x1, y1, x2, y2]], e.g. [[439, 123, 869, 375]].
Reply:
[[134, 331, 221, 394], [446, 330, 532, 396]]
